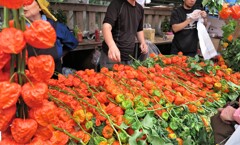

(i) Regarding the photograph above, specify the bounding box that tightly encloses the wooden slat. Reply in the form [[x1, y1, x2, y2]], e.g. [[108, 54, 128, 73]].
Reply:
[[75, 11, 84, 31], [144, 15, 153, 26], [152, 15, 160, 29], [86, 5, 107, 12], [88, 12, 96, 32], [100, 13, 105, 29], [66, 10, 74, 29], [50, 3, 87, 12]]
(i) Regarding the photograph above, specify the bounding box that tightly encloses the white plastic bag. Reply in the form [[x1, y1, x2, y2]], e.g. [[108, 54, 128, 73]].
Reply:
[[225, 125, 240, 145], [187, 9, 201, 21], [197, 18, 217, 60]]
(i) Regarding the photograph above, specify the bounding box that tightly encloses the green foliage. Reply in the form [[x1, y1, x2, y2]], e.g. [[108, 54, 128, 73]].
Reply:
[[132, 56, 165, 69], [202, 0, 224, 14], [161, 17, 171, 32], [50, 8, 67, 24], [222, 20, 237, 40], [221, 39, 240, 72], [187, 55, 216, 75]]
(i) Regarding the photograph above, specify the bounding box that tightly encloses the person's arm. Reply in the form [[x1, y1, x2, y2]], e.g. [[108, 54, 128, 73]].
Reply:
[[57, 22, 78, 50], [172, 18, 193, 33], [136, 7, 147, 54], [136, 31, 148, 54], [170, 8, 194, 33], [102, 23, 121, 62]]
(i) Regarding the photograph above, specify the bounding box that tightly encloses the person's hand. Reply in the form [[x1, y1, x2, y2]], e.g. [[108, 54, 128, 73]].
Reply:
[[218, 106, 237, 124], [200, 11, 207, 19], [186, 18, 194, 24], [108, 45, 121, 62], [140, 42, 148, 54], [188, 9, 201, 21]]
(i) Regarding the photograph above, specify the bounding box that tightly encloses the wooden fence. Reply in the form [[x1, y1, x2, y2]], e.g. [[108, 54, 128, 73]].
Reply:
[[0, 3, 173, 32], [49, 3, 173, 32]]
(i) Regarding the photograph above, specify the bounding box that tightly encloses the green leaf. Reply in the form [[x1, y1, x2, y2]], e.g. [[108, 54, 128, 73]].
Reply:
[[147, 135, 164, 145], [141, 113, 154, 129], [228, 93, 239, 101], [120, 122, 129, 130], [131, 120, 141, 130], [204, 65, 213, 74], [194, 123, 202, 132], [125, 109, 135, 116], [87, 138, 95, 145], [137, 140, 147, 145], [153, 89, 161, 97], [202, 0, 209, 7], [94, 136, 107, 145], [129, 129, 143, 145], [147, 129, 173, 145], [183, 136, 195, 145], [93, 120, 106, 136]]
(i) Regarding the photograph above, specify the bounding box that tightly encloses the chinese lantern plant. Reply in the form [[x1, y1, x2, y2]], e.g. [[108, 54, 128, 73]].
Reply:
[[0, 1, 59, 144], [218, 3, 240, 72]]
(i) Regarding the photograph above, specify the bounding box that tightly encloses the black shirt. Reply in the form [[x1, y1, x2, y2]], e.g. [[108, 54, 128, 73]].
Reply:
[[102, 0, 144, 61], [170, 6, 199, 54]]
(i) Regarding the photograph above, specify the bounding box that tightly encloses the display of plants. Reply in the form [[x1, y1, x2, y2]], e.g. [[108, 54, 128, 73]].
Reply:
[[218, 3, 240, 72], [203, 1, 240, 71]]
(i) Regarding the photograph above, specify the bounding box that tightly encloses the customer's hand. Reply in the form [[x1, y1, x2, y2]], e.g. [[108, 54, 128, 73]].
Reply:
[[140, 42, 148, 54], [108, 45, 121, 62], [219, 106, 237, 124]]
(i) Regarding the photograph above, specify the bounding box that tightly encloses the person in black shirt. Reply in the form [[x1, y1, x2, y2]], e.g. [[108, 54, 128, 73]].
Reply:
[[100, 0, 148, 68], [170, 0, 207, 57]]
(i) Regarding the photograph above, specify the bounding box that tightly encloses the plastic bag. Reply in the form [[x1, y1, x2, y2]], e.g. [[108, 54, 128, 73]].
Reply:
[[138, 40, 161, 61], [187, 9, 201, 26], [225, 125, 240, 145], [197, 19, 218, 60], [62, 67, 76, 76], [187, 9, 201, 20], [91, 49, 101, 66]]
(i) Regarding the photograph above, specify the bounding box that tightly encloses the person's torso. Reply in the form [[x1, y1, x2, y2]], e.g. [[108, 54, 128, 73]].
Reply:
[[171, 6, 199, 53], [103, 0, 144, 60]]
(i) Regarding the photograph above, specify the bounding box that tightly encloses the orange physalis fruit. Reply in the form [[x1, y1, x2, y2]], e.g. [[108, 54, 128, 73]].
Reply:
[[227, 34, 233, 42]]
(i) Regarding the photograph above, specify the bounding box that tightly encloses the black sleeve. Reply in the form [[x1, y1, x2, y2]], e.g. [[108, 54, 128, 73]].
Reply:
[[137, 7, 144, 32], [170, 8, 181, 26], [103, 0, 120, 27]]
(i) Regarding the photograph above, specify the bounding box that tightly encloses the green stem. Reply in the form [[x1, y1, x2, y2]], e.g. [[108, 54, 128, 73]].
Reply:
[[13, 8, 28, 119], [19, 8, 27, 83], [2, 7, 9, 28], [12, 9, 20, 29], [17, 54, 22, 85], [52, 125, 85, 144], [10, 54, 16, 82], [19, 8, 26, 31]]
